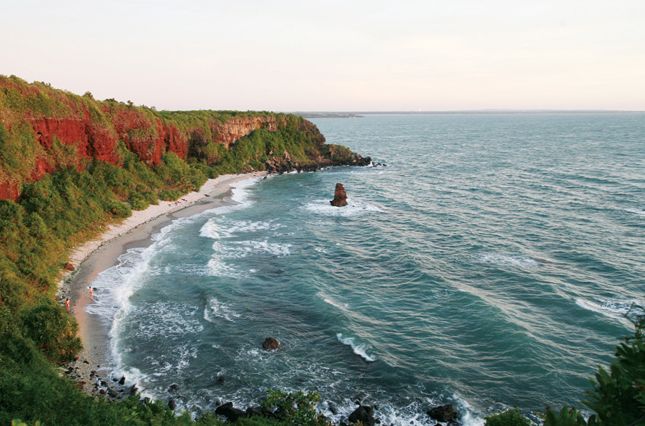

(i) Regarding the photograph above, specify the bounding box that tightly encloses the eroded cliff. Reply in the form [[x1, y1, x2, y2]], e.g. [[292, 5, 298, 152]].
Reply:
[[0, 75, 367, 200]]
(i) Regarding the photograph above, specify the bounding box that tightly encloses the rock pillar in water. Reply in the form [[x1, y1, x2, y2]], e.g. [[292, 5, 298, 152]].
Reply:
[[330, 183, 348, 207]]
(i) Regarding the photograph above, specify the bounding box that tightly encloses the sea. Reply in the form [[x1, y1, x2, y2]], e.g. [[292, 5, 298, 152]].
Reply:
[[85, 113, 645, 425]]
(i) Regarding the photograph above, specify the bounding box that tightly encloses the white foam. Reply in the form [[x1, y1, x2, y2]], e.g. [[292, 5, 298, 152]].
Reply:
[[318, 292, 350, 311], [336, 333, 376, 362], [304, 198, 383, 217], [228, 220, 281, 234], [236, 240, 291, 257], [319, 395, 484, 426], [206, 256, 246, 278], [576, 297, 644, 328], [231, 177, 260, 204], [479, 253, 538, 269], [204, 297, 240, 322], [201, 218, 282, 241], [199, 220, 221, 239]]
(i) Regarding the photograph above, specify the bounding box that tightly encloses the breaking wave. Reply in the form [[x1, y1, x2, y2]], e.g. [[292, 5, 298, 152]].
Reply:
[[336, 333, 376, 362]]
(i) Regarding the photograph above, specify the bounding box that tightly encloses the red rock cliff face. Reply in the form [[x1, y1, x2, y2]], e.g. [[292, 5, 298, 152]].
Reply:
[[0, 76, 313, 201], [211, 116, 280, 148], [1, 111, 285, 200]]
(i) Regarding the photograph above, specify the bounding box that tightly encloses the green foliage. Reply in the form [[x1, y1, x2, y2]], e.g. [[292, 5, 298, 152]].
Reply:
[[584, 320, 645, 425], [485, 408, 530, 426], [20, 299, 81, 363], [260, 390, 328, 426], [544, 407, 590, 426]]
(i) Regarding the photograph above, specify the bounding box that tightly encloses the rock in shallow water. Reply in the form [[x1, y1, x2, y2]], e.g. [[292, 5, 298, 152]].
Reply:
[[262, 337, 280, 350], [215, 402, 245, 422], [348, 404, 376, 426], [427, 404, 458, 422], [330, 183, 348, 207]]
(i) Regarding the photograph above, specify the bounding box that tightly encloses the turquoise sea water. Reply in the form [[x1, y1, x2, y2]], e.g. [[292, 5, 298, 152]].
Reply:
[[87, 113, 644, 424]]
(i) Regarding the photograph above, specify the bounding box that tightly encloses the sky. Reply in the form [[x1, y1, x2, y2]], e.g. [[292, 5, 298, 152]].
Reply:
[[2, 0, 644, 111]]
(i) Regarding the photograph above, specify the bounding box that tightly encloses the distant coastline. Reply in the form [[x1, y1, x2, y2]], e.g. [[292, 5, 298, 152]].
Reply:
[[298, 110, 645, 116]]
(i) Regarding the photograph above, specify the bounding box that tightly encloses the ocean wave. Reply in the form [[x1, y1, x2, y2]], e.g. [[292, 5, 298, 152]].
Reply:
[[200, 218, 281, 240], [202, 176, 261, 216], [228, 220, 282, 234], [304, 198, 383, 217], [479, 253, 538, 269], [318, 292, 350, 312], [576, 297, 644, 327], [336, 333, 376, 362], [199, 220, 221, 239], [206, 256, 246, 278], [212, 240, 291, 259], [204, 297, 240, 322]]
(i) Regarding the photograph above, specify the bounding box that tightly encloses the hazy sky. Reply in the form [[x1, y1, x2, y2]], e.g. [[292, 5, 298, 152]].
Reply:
[[2, 0, 644, 111]]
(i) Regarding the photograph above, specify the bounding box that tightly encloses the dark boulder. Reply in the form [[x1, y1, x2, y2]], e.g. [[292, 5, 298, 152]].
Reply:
[[330, 183, 348, 207], [427, 404, 458, 422], [118, 375, 125, 385], [262, 337, 281, 351], [216, 402, 245, 422], [168, 383, 179, 393], [168, 399, 177, 410], [348, 404, 375, 426], [245, 406, 264, 417]]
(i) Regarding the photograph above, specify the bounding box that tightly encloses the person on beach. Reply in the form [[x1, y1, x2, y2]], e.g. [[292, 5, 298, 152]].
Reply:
[[65, 297, 71, 312], [88, 286, 94, 299]]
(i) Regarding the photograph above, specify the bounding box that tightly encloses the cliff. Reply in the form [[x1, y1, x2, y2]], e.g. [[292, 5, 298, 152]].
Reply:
[[0, 75, 369, 201]]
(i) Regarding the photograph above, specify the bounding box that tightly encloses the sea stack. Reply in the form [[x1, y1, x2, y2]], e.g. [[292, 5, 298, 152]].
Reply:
[[330, 183, 348, 207]]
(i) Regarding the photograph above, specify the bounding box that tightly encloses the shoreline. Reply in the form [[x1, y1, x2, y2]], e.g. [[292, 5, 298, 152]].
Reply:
[[59, 172, 266, 396]]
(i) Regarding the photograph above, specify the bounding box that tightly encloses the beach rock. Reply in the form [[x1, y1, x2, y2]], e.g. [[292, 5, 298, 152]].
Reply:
[[64, 262, 75, 271], [129, 385, 138, 395], [348, 404, 376, 426], [427, 404, 458, 422], [215, 402, 245, 422], [118, 375, 125, 385], [168, 383, 179, 393], [330, 183, 348, 207], [168, 399, 177, 410], [262, 337, 281, 351]]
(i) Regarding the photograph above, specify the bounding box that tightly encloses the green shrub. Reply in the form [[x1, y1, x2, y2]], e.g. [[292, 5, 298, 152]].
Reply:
[[544, 407, 589, 426], [584, 320, 645, 425], [260, 390, 328, 426], [20, 300, 81, 363]]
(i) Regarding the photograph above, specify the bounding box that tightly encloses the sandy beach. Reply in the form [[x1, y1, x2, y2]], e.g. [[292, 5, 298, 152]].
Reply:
[[59, 172, 265, 396]]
